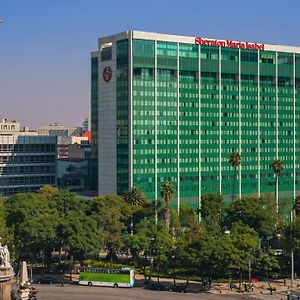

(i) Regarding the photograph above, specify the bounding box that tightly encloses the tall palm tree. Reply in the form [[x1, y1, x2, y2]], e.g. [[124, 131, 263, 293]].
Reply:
[[160, 180, 175, 231], [228, 152, 241, 201], [123, 187, 147, 234], [271, 159, 284, 213]]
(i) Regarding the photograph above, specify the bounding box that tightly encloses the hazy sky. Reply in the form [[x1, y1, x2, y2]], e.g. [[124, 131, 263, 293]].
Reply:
[[0, 0, 299, 129]]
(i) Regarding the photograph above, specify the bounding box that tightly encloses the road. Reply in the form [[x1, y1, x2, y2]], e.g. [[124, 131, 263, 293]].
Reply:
[[36, 284, 251, 300]]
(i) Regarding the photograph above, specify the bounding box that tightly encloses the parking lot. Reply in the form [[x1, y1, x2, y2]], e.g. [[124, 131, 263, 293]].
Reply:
[[36, 284, 251, 300]]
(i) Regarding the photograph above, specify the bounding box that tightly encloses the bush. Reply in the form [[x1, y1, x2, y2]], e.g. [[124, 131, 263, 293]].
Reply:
[[82, 259, 126, 269]]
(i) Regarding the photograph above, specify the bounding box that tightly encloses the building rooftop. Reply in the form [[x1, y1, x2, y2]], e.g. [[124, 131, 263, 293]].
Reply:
[[98, 30, 300, 54]]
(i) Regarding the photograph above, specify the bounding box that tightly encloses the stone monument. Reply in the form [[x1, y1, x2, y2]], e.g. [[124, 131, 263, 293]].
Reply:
[[17, 261, 30, 300], [0, 243, 14, 300]]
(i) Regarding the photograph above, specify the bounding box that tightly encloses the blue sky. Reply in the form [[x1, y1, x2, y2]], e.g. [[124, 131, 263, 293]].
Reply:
[[0, 0, 299, 128]]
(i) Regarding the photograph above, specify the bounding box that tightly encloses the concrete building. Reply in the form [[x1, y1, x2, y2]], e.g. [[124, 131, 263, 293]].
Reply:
[[91, 30, 300, 210], [57, 136, 90, 159], [37, 123, 82, 137], [82, 118, 89, 132], [0, 119, 57, 196], [57, 158, 88, 191]]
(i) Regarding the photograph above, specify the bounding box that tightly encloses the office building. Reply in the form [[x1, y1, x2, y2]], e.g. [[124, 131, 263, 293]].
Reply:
[[91, 31, 300, 209], [0, 119, 57, 196]]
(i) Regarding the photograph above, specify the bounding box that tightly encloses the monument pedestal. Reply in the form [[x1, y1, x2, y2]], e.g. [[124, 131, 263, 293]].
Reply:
[[18, 287, 30, 300], [0, 267, 14, 300]]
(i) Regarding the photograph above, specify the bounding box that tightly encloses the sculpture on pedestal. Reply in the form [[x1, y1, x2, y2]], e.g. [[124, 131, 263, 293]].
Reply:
[[0, 243, 11, 268]]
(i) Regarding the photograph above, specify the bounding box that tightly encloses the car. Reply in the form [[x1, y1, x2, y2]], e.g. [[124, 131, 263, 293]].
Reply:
[[145, 283, 167, 291], [168, 285, 189, 293], [36, 276, 57, 284]]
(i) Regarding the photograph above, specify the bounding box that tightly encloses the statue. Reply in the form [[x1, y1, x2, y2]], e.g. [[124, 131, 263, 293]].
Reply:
[[0, 243, 4, 267], [3, 245, 10, 268], [0, 243, 11, 268]]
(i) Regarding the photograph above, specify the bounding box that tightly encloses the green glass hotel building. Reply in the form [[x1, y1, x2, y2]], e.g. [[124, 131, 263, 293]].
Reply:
[[91, 31, 300, 210]]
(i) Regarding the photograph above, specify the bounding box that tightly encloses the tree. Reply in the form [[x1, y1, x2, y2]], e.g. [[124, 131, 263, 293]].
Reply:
[[220, 222, 260, 286], [88, 195, 132, 263], [271, 158, 284, 213], [58, 211, 102, 260], [123, 220, 173, 282], [18, 212, 58, 268], [123, 187, 147, 208], [294, 195, 300, 216], [188, 233, 216, 283], [201, 193, 224, 235], [228, 152, 241, 201], [225, 195, 278, 240], [0, 196, 12, 247], [37, 184, 59, 196], [5, 189, 94, 268], [160, 180, 175, 231], [256, 250, 279, 284], [123, 187, 147, 234]]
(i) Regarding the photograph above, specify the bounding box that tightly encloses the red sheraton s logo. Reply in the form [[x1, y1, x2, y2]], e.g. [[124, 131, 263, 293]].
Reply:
[[195, 37, 264, 51], [103, 66, 112, 82]]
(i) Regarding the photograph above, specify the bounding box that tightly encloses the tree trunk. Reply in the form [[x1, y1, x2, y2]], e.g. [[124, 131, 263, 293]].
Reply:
[[155, 199, 158, 225], [130, 216, 133, 236], [165, 207, 170, 232], [173, 258, 176, 286], [275, 175, 279, 213], [232, 166, 237, 201], [239, 268, 242, 291]]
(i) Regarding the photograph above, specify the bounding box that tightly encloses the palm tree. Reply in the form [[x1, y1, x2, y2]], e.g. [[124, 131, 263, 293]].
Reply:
[[271, 159, 284, 213], [123, 187, 147, 234], [160, 180, 175, 231], [228, 152, 241, 201]]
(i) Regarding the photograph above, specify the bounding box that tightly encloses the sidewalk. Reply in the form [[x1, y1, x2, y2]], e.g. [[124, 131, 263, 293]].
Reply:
[[209, 278, 300, 300]]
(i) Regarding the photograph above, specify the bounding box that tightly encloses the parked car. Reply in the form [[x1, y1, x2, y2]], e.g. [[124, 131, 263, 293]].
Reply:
[[168, 285, 189, 293], [145, 283, 167, 291], [36, 276, 57, 284]]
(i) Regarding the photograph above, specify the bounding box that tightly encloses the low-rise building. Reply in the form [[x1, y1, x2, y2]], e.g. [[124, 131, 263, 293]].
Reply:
[[0, 119, 57, 196], [37, 123, 82, 137], [57, 158, 88, 191]]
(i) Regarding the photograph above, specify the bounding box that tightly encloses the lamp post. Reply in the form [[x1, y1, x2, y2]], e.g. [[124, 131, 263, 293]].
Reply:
[[172, 254, 176, 286], [290, 210, 294, 293]]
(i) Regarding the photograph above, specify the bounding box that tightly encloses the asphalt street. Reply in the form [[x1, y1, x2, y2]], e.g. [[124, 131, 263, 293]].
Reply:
[[36, 284, 251, 300]]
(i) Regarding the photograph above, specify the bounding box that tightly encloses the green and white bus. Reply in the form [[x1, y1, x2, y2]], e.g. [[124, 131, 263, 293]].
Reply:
[[79, 267, 135, 288]]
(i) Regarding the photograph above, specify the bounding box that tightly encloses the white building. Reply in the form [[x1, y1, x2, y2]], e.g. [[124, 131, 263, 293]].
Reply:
[[0, 119, 57, 196], [37, 123, 82, 137]]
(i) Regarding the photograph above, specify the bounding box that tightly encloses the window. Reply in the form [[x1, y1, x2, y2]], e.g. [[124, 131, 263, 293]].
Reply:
[[101, 46, 112, 61]]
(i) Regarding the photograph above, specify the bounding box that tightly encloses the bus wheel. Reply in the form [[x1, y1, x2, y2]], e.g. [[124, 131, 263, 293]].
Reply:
[[88, 282, 92, 286], [113, 283, 118, 288]]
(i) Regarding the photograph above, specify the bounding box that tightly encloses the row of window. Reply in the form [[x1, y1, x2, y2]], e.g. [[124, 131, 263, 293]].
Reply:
[[0, 155, 56, 164], [0, 175, 56, 188], [0, 165, 55, 174], [0, 143, 56, 152]]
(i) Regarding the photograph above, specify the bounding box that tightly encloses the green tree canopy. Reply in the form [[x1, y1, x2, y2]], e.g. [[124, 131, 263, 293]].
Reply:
[[201, 193, 224, 235], [58, 211, 102, 259], [88, 195, 132, 262], [225, 195, 278, 239]]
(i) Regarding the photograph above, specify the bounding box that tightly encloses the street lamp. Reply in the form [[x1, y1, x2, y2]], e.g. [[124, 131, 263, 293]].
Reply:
[[290, 210, 294, 293]]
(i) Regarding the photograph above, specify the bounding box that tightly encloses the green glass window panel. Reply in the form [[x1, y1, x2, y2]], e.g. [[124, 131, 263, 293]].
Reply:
[[117, 40, 128, 67]]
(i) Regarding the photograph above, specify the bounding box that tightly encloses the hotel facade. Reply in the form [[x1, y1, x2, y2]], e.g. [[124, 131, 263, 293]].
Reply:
[[91, 31, 300, 210]]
